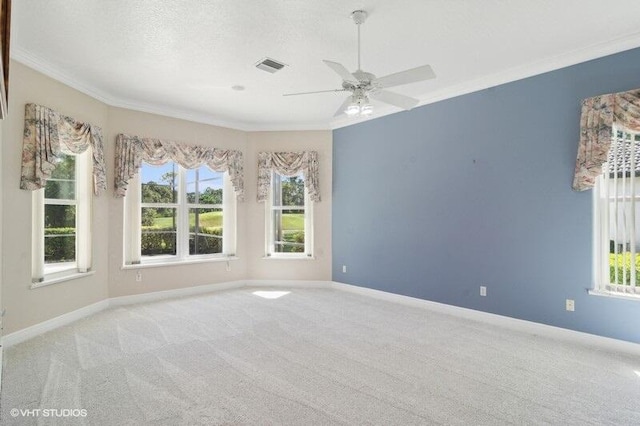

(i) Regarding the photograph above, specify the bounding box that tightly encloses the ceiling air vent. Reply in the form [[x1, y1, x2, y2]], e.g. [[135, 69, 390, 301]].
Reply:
[[255, 57, 287, 73]]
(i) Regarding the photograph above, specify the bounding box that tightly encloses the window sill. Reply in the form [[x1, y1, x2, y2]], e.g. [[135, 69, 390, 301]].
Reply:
[[588, 289, 640, 301], [31, 270, 96, 289], [262, 255, 315, 261], [122, 256, 239, 270]]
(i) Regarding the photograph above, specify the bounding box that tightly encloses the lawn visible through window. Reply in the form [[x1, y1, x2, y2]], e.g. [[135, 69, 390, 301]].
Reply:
[[138, 162, 225, 258], [272, 174, 305, 253], [187, 166, 223, 256], [596, 129, 640, 294], [44, 154, 77, 265], [141, 162, 178, 257]]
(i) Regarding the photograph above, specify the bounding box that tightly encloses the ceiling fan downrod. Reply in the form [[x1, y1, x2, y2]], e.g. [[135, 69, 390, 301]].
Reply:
[[351, 10, 367, 72], [281, 8, 435, 117]]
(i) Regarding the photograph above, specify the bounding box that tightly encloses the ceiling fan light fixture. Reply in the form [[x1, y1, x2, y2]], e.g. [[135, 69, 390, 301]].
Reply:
[[283, 9, 435, 119], [344, 95, 373, 117], [345, 103, 361, 116], [360, 104, 373, 116]]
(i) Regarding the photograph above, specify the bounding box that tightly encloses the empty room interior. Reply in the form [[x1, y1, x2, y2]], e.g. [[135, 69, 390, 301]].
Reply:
[[2, 0, 640, 424]]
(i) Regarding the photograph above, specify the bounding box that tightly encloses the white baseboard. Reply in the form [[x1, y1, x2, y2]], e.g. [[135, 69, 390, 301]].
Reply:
[[332, 281, 640, 356], [2, 299, 110, 348], [4, 278, 640, 356], [0, 279, 327, 348], [245, 279, 331, 288], [109, 280, 244, 307]]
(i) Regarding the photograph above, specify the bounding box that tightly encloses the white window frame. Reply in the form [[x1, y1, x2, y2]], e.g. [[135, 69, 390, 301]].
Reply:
[[593, 127, 640, 298], [31, 149, 92, 285], [265, 171, 313, 258], [123, 162, 237, 266]]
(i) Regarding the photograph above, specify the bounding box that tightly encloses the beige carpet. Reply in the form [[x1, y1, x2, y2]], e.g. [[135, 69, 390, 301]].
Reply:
[[1, 287, 640, 425]]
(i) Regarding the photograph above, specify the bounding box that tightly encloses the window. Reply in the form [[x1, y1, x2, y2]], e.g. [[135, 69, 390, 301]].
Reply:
[[32, 150, 92, 282], [594, 128, 640, 296], [265, 171, 313, 257], [124, 161, 236, 265]]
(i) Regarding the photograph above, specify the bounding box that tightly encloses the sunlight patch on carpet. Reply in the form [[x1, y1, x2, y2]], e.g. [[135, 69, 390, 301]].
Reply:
[[252, 290, 291, 299]]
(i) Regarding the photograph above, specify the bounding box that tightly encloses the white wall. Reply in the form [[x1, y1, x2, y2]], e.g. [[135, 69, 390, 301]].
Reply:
[[1, 63, 333, 335], [246, 131, 332, 281], [2, 62, 110, 334]]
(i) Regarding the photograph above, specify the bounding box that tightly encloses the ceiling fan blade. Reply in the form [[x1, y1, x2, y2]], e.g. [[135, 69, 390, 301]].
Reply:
[[323, 60, 358, 83], [375, 65, 436, 89], [334, 96, 353, 117], [283, 88, 346, 97], [370, 90, 420, 110]]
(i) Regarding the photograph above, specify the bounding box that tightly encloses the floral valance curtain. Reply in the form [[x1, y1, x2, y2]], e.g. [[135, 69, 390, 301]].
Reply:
[[257, 151, 320, 202], [573, 89, 640, 191], [114, 134, 244, 200], [20, 103, 107, 195]]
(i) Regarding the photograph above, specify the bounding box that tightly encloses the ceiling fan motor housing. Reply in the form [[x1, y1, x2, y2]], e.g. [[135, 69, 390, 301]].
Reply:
[[282, 7, 434, 116], [342, 70, 377, 92], [351, 10, 368, 25]]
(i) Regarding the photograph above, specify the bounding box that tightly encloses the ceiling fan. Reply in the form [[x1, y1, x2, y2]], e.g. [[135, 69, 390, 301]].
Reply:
[[283, 10, 436, 117]]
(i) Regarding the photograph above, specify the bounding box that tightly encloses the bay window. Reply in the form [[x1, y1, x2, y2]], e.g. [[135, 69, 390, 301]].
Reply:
[[257, 151, 320, 259], [32, 150, 92, 283], [124, 161, 236, 265], [265, 171, 313, 257]]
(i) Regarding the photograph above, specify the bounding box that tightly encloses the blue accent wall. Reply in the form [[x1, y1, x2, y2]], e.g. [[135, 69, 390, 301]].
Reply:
[[332, 48, 640, 344]]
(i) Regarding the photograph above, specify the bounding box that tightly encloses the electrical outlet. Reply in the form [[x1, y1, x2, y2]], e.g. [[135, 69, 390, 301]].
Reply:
[[480, 286, 487, 297], [342, 265, 347, 273], [566, 299, 575, 312], [136, 271, 142, 282]]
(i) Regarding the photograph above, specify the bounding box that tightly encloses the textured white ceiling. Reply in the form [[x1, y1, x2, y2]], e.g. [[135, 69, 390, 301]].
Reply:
[[11, 0, 640, 130]]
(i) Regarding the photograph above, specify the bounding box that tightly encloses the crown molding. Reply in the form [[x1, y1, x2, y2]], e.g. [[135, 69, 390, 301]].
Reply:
[[415, 30, 640, 110], [12, 46, 117, 105], [330, 31, 640, 130], [11, 46, 255, 131], [12, 29, 640, 132]]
